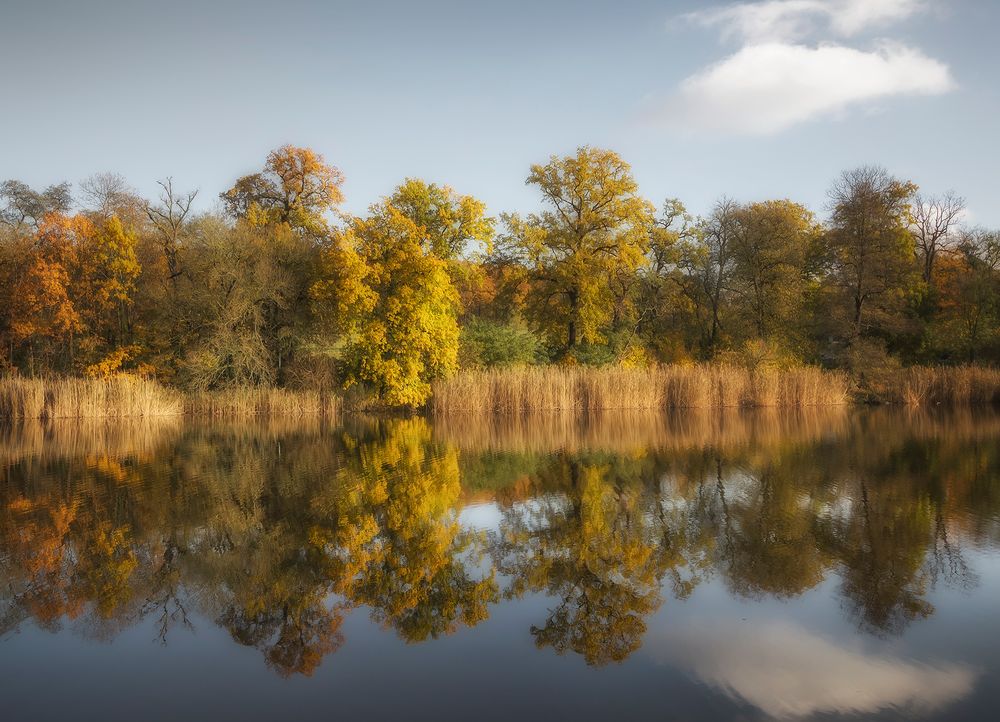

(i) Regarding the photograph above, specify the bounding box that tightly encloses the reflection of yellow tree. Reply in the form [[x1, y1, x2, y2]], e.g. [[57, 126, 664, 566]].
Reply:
[[494, 457, 672, 665], [340, 418, 497, 642], [70, 521, 139, 620]]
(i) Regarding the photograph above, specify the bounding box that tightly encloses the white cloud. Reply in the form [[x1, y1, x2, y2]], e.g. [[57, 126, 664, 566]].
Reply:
[[659, 41, 953, 135], [648, 619, 977, 719], [684, 0, 927, 43], [656, 0, 952, 134]]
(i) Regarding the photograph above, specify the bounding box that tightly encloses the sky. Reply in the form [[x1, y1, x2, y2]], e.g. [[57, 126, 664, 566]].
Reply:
[[2, 0, 998, 225]]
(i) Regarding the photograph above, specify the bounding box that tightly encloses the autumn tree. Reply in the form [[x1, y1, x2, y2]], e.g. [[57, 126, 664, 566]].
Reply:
[[501, 147, 654, 355], [145, 177, 197, 287], [5, 214, 86, 372], [910, 192, 965, 286], [930, 228, 1000, 361], [677, 198, 740, 356], [174, 217, 307, 388], [635, 199, 699, 362], [825, 166, 918, 342], [80, 172, 146, 228], [313, 202, 460, 407], [729, 200, 818, 347], [389, 178, 494, 261], [220, 145, 343, 236]]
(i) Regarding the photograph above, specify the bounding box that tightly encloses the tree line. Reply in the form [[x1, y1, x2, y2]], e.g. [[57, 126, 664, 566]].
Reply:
[[2, 145, 998, 405]]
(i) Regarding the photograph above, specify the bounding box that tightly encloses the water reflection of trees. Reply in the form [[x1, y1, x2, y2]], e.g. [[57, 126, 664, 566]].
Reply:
[[0, 417, 496, 676], [1, 409, 999, 673]]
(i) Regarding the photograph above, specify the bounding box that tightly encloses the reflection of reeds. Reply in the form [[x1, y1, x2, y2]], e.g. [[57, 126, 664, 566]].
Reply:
[[0, 377, 339, 419], [433, 406, 1000, 455], [433, 408, 850, 454], [0, 415, 335, 466], [432, 365, 849, 414], [0, 417, 183, 465]]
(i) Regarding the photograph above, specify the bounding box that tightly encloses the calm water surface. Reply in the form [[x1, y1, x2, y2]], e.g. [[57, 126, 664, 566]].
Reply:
[[2, 409, 1000, 721]]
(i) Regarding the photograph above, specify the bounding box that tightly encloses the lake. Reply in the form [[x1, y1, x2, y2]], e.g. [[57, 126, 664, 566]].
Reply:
[[2, 408, 1000, 721]]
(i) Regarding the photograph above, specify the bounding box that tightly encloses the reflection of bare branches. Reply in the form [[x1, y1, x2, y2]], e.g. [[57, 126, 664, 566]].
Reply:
[[925, 509, 978, 592], [141, 541, 194, 645]]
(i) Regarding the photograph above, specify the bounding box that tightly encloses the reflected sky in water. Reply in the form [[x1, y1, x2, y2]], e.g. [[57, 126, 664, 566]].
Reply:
[[2, 409, 1000, 721]]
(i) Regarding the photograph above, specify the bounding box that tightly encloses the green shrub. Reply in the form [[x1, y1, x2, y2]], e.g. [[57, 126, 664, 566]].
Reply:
[[459, 319, 543, 368]]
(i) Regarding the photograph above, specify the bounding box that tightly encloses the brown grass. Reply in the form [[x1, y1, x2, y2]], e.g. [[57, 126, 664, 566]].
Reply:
[[431, 364, 849, 414], [0, 375, 183, 419], [891, 365, 1000, 407], [0, 376, 339, 419], [184, 387, 339, 417]]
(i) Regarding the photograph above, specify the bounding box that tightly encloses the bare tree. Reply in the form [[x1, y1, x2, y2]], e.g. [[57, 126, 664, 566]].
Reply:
[[0, 179, 72, 233], [145, 178, 197, 285], [80, 172, 141, 217], [689, 198, 739, 353], [910, 192, 965, 284]]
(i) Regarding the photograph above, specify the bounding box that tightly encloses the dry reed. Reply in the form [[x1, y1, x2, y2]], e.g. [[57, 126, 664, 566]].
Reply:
[[0, 376, 183, 419], [431, 364, 850, 415], [893, 365, 1000, 407], [183, 387, 339, 417], [0, 376, 339, 419]]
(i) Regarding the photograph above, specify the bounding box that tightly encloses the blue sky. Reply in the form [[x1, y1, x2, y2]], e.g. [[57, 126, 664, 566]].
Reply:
[[2, 0, 997, 224]]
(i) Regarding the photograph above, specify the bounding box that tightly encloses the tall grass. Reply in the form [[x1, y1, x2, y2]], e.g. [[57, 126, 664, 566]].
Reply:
[[893, 365, 1000, 407], [184, 387, 339, 417], [0, 376, 339, 419], [0, 376, 183, 419], [431, 364, 850, 414]]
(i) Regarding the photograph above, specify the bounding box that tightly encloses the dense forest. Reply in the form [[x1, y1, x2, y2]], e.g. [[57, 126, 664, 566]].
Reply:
[[2, 145, 998, 406]]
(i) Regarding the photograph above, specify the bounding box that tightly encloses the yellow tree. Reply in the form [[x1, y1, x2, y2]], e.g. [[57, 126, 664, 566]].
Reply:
[[220, 145, 344, 236], [502, 147, 653, 353], [85, 216, 141, 362], [313, 202, 460, 407], [389, 178, 494, 260]]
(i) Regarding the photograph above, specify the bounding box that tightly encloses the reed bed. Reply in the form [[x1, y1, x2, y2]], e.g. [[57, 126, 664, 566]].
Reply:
[[0, 375, 183, 419], [0, 376, 339, 419], [431, 364, 850, 414], [893, 365, 1000, 407], [184, 387, 339, 417]]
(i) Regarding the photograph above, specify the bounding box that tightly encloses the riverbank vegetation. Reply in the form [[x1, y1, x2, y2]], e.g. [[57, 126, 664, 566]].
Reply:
[[2, 145, 998, 412], [0, 376, 337, 419]]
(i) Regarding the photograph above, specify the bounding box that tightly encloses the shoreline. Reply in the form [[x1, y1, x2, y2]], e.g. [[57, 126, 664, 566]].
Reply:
[[2, 363, 1000, 420]]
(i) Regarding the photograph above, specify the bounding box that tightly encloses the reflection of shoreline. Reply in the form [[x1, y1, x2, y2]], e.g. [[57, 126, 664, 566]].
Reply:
[[1, 410, 998, 676], [648, 619, 978, 719], [4, 407, 1000, 463], [433, 407, 1000, 454]]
